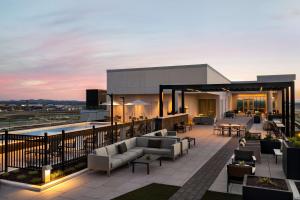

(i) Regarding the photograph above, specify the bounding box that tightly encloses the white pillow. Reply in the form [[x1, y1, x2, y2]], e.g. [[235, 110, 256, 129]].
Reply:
[[95, 147, 108, 156]]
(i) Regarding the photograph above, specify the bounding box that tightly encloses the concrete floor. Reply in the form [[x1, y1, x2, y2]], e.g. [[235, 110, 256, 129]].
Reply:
[[0, 126, 230, 200]]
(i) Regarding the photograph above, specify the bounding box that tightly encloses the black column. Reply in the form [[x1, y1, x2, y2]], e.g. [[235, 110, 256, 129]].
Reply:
[[159, 87, 163, 117], [171, 89, 176, 115], [286, 87, 290, 137], [291, 82, 295, 137], [282, 89, 285, 125], [110, 94, 114, 143], [181, 90, 185, 113]]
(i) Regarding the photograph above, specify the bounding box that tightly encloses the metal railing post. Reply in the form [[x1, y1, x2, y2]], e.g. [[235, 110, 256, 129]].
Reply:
[[92, 125, 96, 149], [44, 132, 48, 165], [4, 130, 8, 172], [61, 130, 65, 169]]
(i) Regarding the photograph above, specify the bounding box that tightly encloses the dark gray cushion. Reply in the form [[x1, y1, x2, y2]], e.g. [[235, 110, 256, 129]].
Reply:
[[117, 142, 127, 154], [234, 149, 253, 162], [148, 139, 161, 148], [155, 132, 162, 136]]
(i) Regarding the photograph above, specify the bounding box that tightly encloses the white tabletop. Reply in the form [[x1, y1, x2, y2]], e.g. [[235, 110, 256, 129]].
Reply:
[[273, 149, 283, 156]]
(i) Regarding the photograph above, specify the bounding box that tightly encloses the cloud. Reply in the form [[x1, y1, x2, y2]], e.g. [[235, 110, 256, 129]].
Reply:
[[21, 80, 46, 87]]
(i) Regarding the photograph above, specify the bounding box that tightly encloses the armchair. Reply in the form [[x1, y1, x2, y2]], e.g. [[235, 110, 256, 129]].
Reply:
[[232, 149, 256, 167]]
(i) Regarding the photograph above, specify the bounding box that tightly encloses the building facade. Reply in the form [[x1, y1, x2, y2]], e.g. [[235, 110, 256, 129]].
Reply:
[[106, 64, 296, 123]]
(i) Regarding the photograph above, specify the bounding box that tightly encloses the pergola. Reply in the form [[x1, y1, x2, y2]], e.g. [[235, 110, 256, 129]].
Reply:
[[159, 81, 296, 137]]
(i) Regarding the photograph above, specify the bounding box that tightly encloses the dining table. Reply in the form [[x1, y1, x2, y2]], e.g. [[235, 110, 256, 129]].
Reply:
[[218, 123, 241, 137]]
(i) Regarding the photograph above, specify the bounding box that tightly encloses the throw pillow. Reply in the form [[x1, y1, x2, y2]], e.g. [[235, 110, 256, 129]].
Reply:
[[117, 142, 127, 154], [155, 132, 162, 136], [148, 139, 161, 148]]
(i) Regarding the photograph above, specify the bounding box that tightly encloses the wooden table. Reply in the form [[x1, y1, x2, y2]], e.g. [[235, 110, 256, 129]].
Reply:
[[182, 137, 196, 148], [219, 124, 241, 137], [131, 154, 162, 175]]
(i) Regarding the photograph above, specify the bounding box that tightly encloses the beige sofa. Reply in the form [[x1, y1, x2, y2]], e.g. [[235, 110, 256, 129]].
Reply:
[[88, 136, 181, 176]]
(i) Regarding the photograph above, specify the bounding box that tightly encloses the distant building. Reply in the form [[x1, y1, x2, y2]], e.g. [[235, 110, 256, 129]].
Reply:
[[80, 89, 108, 121]]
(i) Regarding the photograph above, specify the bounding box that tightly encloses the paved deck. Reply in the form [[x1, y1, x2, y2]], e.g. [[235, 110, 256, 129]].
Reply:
[[169, 137, 238, 200], [0, 126, 231, 200], [209, 153, 286, 195]]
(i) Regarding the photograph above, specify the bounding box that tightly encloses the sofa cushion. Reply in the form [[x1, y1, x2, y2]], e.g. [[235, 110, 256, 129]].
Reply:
[[125, 138, 136, 149], [161, 139, 177, 149], [144, 148, 171, 156], [161, 129, 168, 136], [111, 158, 123, 169], [123, 151, 139, 161], [117, 142, 127, 154], [136, 137, 149, 147], [148, 139, 161, 148], [106, 144, 118, 156], [128, 147, 144, 157], [94, 147, 107, 156]]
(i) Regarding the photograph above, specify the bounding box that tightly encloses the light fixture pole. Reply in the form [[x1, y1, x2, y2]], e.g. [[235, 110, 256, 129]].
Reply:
[[120, 96, 125, 123]]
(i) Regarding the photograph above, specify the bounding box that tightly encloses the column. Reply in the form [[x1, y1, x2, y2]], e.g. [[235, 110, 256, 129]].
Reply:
[[291, 82, 295, 137], [159, 87, 163, 117], [171, 89, 176, 115], [267, 91, 273, 114], [286, 87, 290, 137], [181, 90, 185, 113]]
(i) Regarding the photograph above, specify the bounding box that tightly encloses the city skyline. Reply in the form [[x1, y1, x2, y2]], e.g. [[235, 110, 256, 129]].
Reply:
[[1, 0, 300, 100]]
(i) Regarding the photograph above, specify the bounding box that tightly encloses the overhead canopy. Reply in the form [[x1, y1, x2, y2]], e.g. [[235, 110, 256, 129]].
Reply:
[[160, 81, 293, 92], [159, 81, 296, 137]]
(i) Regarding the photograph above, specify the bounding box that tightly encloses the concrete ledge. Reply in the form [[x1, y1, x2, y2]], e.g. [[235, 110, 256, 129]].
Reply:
[[0, 168, 88, 192]]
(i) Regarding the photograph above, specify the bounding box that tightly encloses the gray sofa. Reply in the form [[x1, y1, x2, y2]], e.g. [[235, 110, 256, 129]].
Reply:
[[143, 129, 178, 139], [88, 136, 181, 176], [143, 129, 189, 155]]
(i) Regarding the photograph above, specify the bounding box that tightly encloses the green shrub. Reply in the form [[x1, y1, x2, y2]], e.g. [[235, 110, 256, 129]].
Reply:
[[50, 170, 64, 180], [28, 170, 39, 176], [289, 136, 300, 148], [30, 177, 42, 184], [64, 167, 76, 174], [74, 162, 86, 169], [2, 172, 9, 177], [11, 169, 20, 174], [17, 174, 27, 180]]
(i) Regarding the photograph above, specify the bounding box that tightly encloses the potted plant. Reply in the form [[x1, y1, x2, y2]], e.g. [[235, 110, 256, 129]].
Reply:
[[260, 134, 281, 154], [282, 133, 300, 180], [243, 175, 293, 200]]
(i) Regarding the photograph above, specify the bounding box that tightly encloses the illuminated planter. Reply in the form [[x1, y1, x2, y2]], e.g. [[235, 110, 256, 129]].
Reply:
[[42, 165, 52, 183]]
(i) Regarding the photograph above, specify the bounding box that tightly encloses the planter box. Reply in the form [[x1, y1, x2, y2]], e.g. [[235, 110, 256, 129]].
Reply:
[[282, 141, 300, 180], [260, 140, 281, 154], [253, 115, 261, 123], [289, 180, 300, 200], [243, 175, 293, 200]]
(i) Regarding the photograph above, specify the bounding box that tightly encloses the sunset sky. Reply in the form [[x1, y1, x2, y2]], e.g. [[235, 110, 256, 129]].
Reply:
[[0, 0, 300, 100]]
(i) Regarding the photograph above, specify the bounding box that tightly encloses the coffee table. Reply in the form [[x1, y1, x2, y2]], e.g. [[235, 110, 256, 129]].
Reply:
[[131, 154, 162, 175], [182, 137, 196, 148]]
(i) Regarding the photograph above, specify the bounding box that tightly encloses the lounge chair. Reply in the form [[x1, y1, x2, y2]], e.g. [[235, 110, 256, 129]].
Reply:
[[231, 149, 256, 167], [227, 164, 253, 192]]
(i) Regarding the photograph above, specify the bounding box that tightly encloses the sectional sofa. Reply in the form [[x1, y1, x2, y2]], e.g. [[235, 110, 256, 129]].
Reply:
[[88, 136, 182, 176]]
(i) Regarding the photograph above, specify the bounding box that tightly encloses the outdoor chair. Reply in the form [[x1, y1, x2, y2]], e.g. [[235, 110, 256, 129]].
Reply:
[[231, 149, 256, 167], [227, 164, 253, 192], [174, 122, 186, 133], [213, 124, 221, 135]]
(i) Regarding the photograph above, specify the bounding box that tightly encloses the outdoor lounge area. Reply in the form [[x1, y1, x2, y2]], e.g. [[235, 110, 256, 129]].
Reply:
[[1, 113, 300, 200]]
